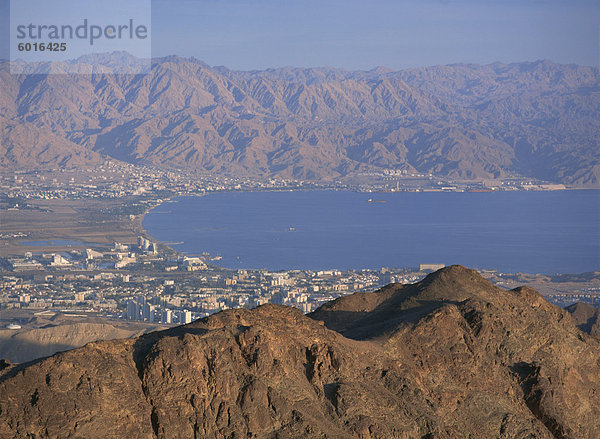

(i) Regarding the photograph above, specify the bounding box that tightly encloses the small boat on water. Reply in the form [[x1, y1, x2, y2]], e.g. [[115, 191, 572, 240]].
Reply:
[[367, 198, 386, 203]]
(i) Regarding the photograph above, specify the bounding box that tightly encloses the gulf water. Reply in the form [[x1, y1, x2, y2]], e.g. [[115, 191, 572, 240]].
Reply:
[[143, 190, 600, 273]]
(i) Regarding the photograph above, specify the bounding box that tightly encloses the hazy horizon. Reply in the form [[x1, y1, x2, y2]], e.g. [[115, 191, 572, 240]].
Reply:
[[6, 51, 598, 73], [1, 0, 598, 71]]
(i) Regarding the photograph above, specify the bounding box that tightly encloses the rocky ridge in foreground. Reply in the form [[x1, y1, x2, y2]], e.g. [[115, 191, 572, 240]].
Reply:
[[1, 265, 599, 438]]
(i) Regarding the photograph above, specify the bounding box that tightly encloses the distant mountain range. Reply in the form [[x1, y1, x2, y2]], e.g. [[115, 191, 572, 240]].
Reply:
[[1, 266, 599, 438], [1, 54, 599, 186]]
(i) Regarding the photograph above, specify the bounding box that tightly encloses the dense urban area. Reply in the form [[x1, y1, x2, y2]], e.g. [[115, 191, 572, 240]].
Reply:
[[0, 163, 595, 329], [2, 161, 566, 203]]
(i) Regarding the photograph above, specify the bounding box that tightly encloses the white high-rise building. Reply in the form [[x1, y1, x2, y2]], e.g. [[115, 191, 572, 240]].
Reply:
[[143, 303, 156, 322], [161, 309, 172, 324], [178, 310, 192, 325], [127, 300, 139, 320]]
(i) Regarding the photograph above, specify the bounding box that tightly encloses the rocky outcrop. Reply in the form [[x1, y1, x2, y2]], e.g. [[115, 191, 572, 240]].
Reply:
[[566, 302, 600, 337], [1, 266, 599, 438]]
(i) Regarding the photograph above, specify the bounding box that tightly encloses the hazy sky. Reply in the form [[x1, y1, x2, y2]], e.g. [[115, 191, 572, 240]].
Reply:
[[1, 0, 599, 70]]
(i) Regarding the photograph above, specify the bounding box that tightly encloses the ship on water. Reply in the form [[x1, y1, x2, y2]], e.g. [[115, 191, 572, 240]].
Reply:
[[367, 198, 386, 203]]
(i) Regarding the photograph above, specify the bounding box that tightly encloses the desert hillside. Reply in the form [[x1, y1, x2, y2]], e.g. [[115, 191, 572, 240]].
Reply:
[[0, 266, 598, 438]]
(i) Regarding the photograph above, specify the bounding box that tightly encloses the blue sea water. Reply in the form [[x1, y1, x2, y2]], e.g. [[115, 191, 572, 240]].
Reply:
[[143, 190, 600, 274]]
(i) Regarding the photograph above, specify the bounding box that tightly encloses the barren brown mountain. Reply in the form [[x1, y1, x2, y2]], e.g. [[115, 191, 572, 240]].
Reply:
[[1, 56, 599, 186], [566, 302, 600, 337], [1, 266, 598, 438]]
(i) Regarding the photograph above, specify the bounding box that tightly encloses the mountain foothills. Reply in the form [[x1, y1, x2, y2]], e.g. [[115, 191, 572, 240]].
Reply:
[[0, 313, 167, 364], [1, 55, 599, 186], [1, 266, 599, 438]]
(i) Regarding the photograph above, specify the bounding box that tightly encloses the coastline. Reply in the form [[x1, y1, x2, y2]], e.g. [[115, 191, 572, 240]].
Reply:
[[1, 196, 177, 258], [3, 186, 598, 263], [141, 189, 600, 274], [137, 195, 183, 258]]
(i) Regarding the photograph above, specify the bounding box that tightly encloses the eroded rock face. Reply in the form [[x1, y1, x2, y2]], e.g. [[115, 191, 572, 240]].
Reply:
[[566, 302, 600, 337], [1, 266, 599, 438]]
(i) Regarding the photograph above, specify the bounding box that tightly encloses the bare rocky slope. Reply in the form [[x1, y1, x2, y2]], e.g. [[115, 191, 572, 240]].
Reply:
[[1, 265, 599, 438], [1, 55, 599, 186], [565, 302, 600, 338], [0, 315, 167, 364]]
